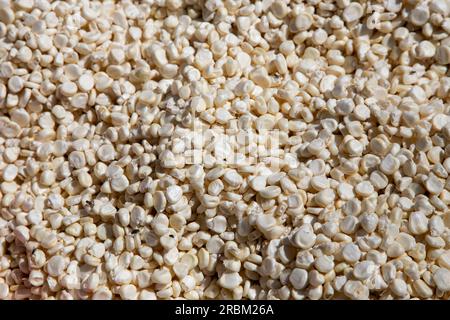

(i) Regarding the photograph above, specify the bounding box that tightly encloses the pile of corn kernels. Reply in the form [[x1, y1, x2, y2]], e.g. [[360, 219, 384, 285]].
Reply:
[[0, 0, 450, 300]]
